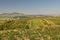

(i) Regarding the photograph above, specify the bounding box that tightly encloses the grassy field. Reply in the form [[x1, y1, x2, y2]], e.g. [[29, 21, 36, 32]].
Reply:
[[0, 16, 60, 40]]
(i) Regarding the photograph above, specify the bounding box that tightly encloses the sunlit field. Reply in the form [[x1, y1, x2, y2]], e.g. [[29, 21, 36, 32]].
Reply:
[[0, 16, 60, 40]]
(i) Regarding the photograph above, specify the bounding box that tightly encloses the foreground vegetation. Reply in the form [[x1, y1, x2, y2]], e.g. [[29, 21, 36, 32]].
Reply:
[[0, 16, 60, 40]]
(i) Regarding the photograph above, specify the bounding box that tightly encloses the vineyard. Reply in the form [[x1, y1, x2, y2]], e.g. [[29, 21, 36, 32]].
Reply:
[[0, 16, 60, 40]]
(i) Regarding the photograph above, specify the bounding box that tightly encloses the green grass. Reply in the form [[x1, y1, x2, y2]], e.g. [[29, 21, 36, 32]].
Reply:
[[0, 16, 60, 40]]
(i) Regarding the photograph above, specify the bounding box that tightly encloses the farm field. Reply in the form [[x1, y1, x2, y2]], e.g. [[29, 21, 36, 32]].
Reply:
[[0, 16, 60, 40]]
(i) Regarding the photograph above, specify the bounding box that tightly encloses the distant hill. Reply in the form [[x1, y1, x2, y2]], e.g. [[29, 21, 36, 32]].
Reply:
[[0, 12, 24, 17], [0, 12, 60, 18]]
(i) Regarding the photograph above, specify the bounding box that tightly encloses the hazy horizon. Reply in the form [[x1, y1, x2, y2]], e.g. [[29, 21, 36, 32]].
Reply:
[[0, 0, 60, 15]]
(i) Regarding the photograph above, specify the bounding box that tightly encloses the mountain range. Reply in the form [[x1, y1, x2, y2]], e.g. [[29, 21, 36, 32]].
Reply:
[[0, 12, 24, 17]]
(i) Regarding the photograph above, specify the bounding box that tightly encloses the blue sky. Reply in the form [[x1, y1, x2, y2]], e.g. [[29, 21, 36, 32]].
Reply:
[[0, 0, 60, 15]]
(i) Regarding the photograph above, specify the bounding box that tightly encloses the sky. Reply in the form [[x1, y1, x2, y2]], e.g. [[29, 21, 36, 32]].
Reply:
[[0, 0, 60, 15]]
